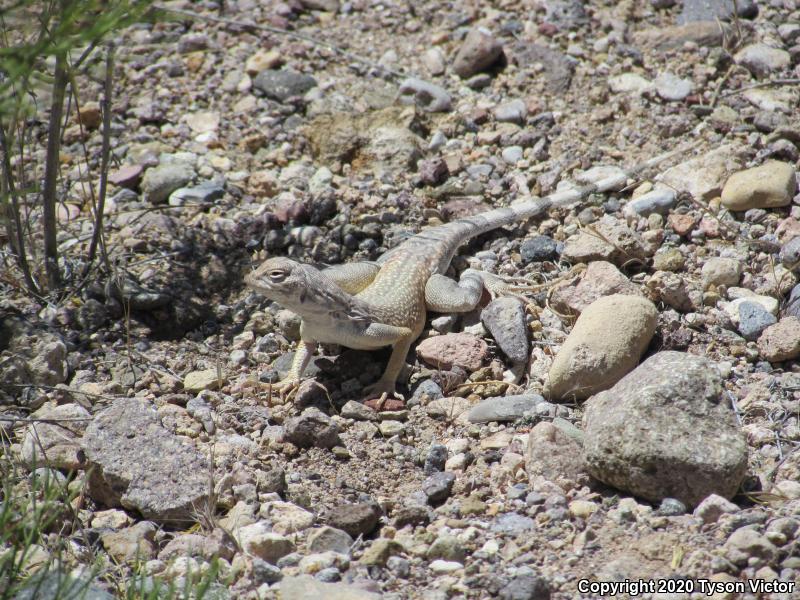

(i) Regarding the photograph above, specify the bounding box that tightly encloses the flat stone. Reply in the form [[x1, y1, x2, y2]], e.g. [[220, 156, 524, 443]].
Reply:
[[308, 526, 354, 555], [340, 400, 378, 421], [583, 351, 748, 508], [624, 187, 677, 218], [657, 144, 741, 202], [490, 512, 535, 535], [279, 576, 382, 600], [550, 261, 644, 315], [425, 397, 472, 420], [547, 295, 658, 401], [253, 69, 317, 102], [721, 161, 797, 211], [183, 369, 226, 392], [416, 333, 488, 372], [481, 298, 529, 363], [467, 394, 544, 423], [82, 400, 210, 525], [108, 165, 143, 189], [561, 215, 647, 267]]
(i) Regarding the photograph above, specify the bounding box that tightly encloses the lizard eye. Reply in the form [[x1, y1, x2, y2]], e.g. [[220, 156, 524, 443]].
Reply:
[[268, 269, 286, 281]]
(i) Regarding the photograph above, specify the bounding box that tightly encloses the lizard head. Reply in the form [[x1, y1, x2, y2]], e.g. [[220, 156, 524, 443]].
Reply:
[[245, 256, 355, 319]]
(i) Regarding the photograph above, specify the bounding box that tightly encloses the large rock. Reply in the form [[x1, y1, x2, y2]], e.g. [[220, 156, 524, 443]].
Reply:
[[547, 295, 658, 401], [657, 145, 741, 201], [550, 261, 644, 315], [279, 575, 382, 599], [526, 421, 589, 491], [583, 352, 748, 508], [21, 403, 90, 470], [82, 400, 210, 524], [720, 161, 797, 211], [452, 28, 504, 78]]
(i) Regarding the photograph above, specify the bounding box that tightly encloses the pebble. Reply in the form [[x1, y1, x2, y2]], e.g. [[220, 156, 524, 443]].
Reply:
[[429, 559, 463, 574], [252, 69, 317, 102], [548, 295, 658, 400], [283, 408, 342, 449], [499, 572, 551, 600], [481, 298, 529, 363], [326, 502, 380, 538], [422, 47, 446, 75], [141, 163, 195, 204], [169, 181, 225, 205], [651, 248, 685, 272], [737, 302, 777, 341], [452, 28, 504, 78], [583, 351, 748, 508], [701, 257, 742, 289], [467, 394, 544, 423], [424, 443, 448, 474], [490, 512, 535, 535], [422, 471, 456, 504], [608, 73, 653, 94], [236, 523, 295, 564], [379, 420, 405, 437], [308, 526, 354, 555], [501, 146, 524, 164], [721, 161, 797, 211], [757, 317, 800, 362], [656, 498, 687, 516], [654, 72, 693, 102], [734, 43, 791, 78], [623, 187, 676, 218], [520, 236, 558, 263], [493, 99, 528, 124], [398, 77, 452, 112], [109, 165, 143, 189], [693, 494, 739, 524], [416, 333, 488, 372]]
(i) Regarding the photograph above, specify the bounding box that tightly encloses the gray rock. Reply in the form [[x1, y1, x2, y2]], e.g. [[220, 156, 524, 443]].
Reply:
[[499, 572, 551, 600], [308, 526, 354, 555], [494, 99, 527, 124], [490, 512, 535, 535], [657, 498, 688, 516], [21, 404, 90, 470], [738, 301, 777, 341], [424, 443, 448, 474], [481, 298, 529, 363], [398, 78, 452, 112], [784, 284, 800, 318], [427, 535, 466, 562], [678, 0, 757, 24], [624, 188, 677, 218], [409, 379, 443, 407], [723, 528, 778, 567], [583, 351, 748, 508], [82, 399, 210, 525], [468, 394, 545, 423], [16, 570, 114, 600], [422, 471, 456, 504], [283, 407, 341, 449], [250, 557, 283, 584], [279, 575, 382, 600], [141, 163, 195, 204], [453, 28, 504, 78], [654, 72, 693, 102], [168, 181, 225, 206], [253, 69, 318, 102], [735, 44, 791, 78], [545, 0, 588, 28], [340, 400, 378, 422], [512, 42, 574, 93], [502, 146, 524, 164], [779, 236, 800, 268], [326, 502, 381, 538], [520, 236, 558, 263]]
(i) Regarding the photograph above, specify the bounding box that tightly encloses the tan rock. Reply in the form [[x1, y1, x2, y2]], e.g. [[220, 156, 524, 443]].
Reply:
[[547, 295, 658, 401], [721, 161, 797, 211], [757, 317, 800, 362], [183, 368, 226, 392]]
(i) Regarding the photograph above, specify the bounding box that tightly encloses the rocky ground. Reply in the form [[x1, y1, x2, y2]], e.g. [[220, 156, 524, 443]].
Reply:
[[2, 0, 800, 598]]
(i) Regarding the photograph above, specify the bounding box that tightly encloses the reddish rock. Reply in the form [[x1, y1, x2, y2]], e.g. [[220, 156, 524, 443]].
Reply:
[[668, 213, 699, 236], [109, 165, 144, 190], [364, 398, 405, 412], [416, 333, 488, 372], [757, 317, 800, 362], [452, 28, 504, 79]]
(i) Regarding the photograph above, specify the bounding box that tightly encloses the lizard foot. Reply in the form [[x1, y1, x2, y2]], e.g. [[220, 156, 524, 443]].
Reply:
[[362, 381, 405, 411], [261, 378, 301, 404]]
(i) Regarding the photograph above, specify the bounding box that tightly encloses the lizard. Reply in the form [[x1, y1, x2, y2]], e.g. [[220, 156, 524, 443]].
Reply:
[[244, 146, 692, 403]]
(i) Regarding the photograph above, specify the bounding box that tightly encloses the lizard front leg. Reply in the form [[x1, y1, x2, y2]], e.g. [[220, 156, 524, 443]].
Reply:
[[268, 338, 314, 403], [360, 323, 414, 403]]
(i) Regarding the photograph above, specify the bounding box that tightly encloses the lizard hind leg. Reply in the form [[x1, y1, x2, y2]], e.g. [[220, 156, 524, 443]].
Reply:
[[425, 269, 520, 312]]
